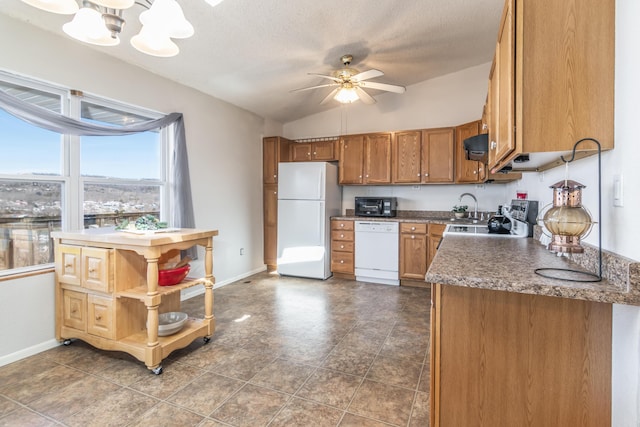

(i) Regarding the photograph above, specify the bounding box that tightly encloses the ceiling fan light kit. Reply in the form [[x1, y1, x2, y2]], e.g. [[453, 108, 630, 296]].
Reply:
[[21, 0, 195, 57], [292, 54, 406, 105]]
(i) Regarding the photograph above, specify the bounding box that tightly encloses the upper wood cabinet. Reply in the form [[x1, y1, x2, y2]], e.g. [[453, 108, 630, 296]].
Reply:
[[488, 0, 614, 172], [290, 140, 338, 162], [392, 131, 422, 184], [421, 128, 455, 183], [455, 121, 485, 183], [339, 133, 392, 185], [263, 136, 291, 184]]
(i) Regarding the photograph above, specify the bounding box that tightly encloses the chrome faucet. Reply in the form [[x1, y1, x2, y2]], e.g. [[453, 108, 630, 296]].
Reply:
[[459, 193, 478, 219]]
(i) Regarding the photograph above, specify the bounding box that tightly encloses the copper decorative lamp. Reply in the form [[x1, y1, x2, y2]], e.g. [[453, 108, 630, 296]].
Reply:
[[535, 138, 602, 282], [543, 179, 594, 253]]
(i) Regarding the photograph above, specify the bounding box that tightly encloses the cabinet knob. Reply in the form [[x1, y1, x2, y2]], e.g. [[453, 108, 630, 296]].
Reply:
[[490, 141, 497, 150], [340, 223, 344, 228], [473, 171, 477, 174], [65, 264, 73, 268], [89, 268, 96, 273], [340, 260, 344, 264], [359, 175, 362, 178], [273, 174, 277, 178], [424, 173, 429, 177], [340, 245, 345, 249], [313, 152, 316, 155], [274, 191, 277, 194], [411, 235, 415, 239], [417, 174, 421, 177], [340, 234, 344, 238], [411, 226, 416, 231], [95, 315, 101, 321]]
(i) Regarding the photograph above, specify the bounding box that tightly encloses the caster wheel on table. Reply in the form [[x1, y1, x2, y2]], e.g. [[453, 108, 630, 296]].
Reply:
[[151, 366, 163, 375], [203, 336, 211, 344], [63, 339, 72, 346]]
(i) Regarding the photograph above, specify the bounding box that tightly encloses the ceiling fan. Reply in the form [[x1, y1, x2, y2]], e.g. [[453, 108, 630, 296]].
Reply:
[[292, 54, 406, 105]]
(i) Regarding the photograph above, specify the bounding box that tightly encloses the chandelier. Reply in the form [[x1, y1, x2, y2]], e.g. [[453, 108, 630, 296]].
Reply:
[[20, 0, 202, 57]]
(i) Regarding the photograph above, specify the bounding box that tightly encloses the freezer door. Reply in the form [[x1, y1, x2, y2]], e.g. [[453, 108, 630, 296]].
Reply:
[[277, 199, 330, 279], [278, 162, 326, 200]]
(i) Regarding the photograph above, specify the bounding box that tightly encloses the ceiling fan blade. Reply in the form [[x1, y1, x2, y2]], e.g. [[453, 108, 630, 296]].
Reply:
[[356, 87, 376, 105], [320, 88, 340, 105], [290, 83, 338, 93], [359, 81, 406, 93], [351, 69, 384, 82], [308, 73, 342, 83]]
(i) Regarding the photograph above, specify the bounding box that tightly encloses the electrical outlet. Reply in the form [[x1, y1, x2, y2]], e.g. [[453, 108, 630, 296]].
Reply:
[[613, 175, 623, 207], [240, 248, 245, 255]]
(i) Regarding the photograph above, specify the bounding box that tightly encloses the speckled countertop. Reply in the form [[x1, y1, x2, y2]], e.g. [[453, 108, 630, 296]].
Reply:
[[426, 236, 640, 306]]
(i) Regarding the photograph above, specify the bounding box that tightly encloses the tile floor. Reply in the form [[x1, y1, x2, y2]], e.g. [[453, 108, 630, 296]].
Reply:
[[0, 272, 431, 427]]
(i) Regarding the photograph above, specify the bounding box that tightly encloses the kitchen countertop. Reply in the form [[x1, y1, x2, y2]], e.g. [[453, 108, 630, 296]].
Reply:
[[426, 235, 640, 306]]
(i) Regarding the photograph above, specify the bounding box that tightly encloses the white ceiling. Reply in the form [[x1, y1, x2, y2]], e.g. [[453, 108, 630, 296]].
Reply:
[[0, 0, 504, 124]]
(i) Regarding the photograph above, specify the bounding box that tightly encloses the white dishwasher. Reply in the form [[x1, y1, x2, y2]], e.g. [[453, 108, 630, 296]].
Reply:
[[355, 221, 399, 286]]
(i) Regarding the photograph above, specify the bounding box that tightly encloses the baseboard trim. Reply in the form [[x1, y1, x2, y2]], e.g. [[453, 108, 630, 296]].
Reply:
[[0, 339, 60, 367]]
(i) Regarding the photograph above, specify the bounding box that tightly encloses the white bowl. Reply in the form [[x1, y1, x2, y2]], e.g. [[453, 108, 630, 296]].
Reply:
[[158, 312, 188, 336]]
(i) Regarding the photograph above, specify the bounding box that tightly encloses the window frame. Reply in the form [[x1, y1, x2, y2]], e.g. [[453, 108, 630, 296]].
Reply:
[[0, 70, 172, 276]]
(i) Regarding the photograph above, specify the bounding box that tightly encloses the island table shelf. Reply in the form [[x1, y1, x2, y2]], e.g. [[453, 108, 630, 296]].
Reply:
[[52, 227, 218, 374]]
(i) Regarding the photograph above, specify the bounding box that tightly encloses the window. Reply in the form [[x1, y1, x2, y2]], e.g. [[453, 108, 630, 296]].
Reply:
[[0, 72, 170, 274]]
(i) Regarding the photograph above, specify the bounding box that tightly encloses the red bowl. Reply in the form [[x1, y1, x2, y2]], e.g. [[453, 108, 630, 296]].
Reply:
[[158, 265, 190, 286]]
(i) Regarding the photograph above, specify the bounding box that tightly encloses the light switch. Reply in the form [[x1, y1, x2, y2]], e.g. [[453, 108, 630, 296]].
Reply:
[[613, 174, 623, 207]]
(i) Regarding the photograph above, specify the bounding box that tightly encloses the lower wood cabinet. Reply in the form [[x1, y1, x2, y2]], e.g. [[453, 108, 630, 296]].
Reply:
[[263, 184, 278, 270], [399, 223, 428, 281], [330, 219, 354, 276], [427, 224, 446, 268], [430, 283, 612, 427]]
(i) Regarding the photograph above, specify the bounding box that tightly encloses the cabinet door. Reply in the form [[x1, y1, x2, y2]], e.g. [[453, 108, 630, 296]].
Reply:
[[421, 128, 455, 183], [339, 135, 364, 184], [290, 143, 312, 162], [87, 294, 114, 339], [489, 0, 515, 170], [263, 137, 279, 184], [263, 184, 278, 267], [57, 245, 81, 286], [393, 131, 422, 183], [400, 232, 428, 280], [455, 121, 484, 183], [63, 289, 86, 331], [312, 140, 337, 161], [82, 247, 112, 293], [364, 133, 392, 184]]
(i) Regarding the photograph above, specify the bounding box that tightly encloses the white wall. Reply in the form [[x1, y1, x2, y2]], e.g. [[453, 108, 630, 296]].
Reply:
[[0, 15, 273, 363]]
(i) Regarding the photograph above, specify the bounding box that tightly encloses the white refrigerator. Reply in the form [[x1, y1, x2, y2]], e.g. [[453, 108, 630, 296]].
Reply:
[[277, 162, 342, 279]]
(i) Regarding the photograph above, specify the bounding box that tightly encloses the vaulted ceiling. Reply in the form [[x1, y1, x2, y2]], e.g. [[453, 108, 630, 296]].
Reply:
[[0, 0, 504, 123]]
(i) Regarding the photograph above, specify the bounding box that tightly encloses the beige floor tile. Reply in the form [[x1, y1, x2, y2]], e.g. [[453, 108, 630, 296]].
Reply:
[[209, 383, 290, 427], [128, 402, 204, 427], [348, 380, 415, 426], [366, 355, 423, 390], [0, 407, 56, 427], [269, 397, 343, 427], [322, 347, 376, 377], [130, 360, 205, 399], [0, 396, 20, 418], [167, 372, 244, 416], [29, 374, 121, 421], [1, 364, 88, 404], [64, 388, 158, 427], [295, 368, 362, 409], [249, 358, 315, 394], [410, 391, 430, 427], [379, 335, 429, 364], [418, 364, 430, 392], [204, 346, 276, 380], [338, 413, 395, 426]]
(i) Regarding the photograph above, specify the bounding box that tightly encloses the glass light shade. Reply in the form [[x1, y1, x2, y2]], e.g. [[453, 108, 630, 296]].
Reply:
[[21, 0, 78, 14], [139, 0, 194, 39], [131, 26, 179, 57], [63, 7, 119, 46], [334, 87, 359, 103], [91, 0, 135, 8], [205, 0, 225, 6], [543, 206, 593, 236]]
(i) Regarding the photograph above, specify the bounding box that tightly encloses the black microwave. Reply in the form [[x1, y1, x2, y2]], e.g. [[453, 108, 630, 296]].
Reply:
[[355, 197, 397, 217]]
